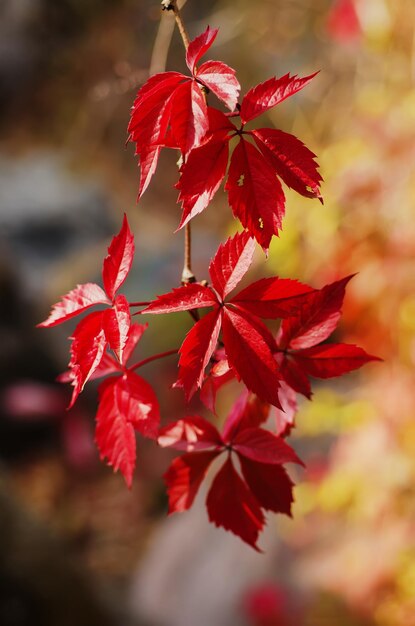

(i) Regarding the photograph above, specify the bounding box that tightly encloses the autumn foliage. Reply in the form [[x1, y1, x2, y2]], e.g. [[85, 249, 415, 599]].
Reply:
[[38, 21, 379, 549]]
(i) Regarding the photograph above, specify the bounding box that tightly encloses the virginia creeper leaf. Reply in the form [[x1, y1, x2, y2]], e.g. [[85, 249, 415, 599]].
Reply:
[[143, 283, 218, 314], [253, 128, 323, 200], [240, 72, 319, 124], [222, 307, 281, 408], [239, 457, 294, 516], [185, 26, 219, 74], [176, 309, 223, 400], [225, 138, 285, 250], [158, 415, 222, 451], [206, 457, 264, 550], [102, 214, 135, 300], [196, 60, 240, 110], [164, 451, 220, 514], [209, 230, 256, 300], [38, 283, 110, 328]]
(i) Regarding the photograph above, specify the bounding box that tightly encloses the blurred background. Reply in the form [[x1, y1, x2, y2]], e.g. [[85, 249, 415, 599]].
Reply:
[[0, 0, 414, 624]]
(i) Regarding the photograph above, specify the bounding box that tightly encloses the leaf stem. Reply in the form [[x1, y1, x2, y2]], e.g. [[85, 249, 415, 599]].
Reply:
[[129, 301, 152, 307], [129, 348, 178, 371]]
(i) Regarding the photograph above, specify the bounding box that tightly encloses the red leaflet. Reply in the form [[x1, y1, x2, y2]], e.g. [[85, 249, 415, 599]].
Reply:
[[176, 136, 230, 229], [225, 138, 285, 250], [164, 451, 220, 513], [239, 458, 294, 516], [222, 390, 270, 441], [233, 277, 314, 319], [252, 128, 323, 200], [196, 60, 240, 110], [37, 283, 110, 328], [143, 283, 218, 314], [276, 276, 381, 397], [292, 343, 380, 378], [277, 275, 353, 350], [208, 230, 256, 299], [158, 415, 222, 451], [222, 307, 281, 407], [103, 294, 131, 363], [207, 457, 265, 550], [175, 309, 222, 401], [68, 311, 107, 408], [230, 427, 302, 466], [95, 371, 160, 487], [160, 407, 302, 549], [240, 72, 319, 124], [199, 351, 234, 413], [102, 214, 135, 300], [185, 26, 218, 73], [128, 26, 240, 195], [273, 382, 298, 438], [144, 232, 313, 405]]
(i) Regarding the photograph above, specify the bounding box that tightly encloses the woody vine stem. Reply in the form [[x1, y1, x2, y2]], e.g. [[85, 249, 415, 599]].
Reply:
[[162, 0, 194, 283]]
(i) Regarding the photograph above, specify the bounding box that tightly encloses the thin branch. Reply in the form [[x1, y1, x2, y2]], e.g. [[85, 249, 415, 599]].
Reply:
[[129, 301, 152, 307], [128, 348, 178, 372]]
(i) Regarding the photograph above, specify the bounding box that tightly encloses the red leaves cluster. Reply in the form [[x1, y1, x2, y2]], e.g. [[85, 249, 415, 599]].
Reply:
[[159, 392, 302, 550], [39, 217, 160, 486], [128, 26, 322, 249], [38, 25, 381, 550]]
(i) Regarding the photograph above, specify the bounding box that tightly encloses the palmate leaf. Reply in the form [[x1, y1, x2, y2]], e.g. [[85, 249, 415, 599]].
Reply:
[[143, 232, 313, 406], [276, 276, 381, 396], [37, 284, 110, 328], [95, 372, 160, 487], [240, 72, 319, 124], [128, 26, 240, 194], [160, 404, 302, 549]]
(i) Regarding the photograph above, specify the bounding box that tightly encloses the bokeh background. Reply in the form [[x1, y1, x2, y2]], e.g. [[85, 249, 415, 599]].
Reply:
[[0, 0, 414, 624]]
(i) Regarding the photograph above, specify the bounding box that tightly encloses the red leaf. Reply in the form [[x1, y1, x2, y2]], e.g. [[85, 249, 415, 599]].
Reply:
[[164, 451, 219, 513], [137, 144, 161, 199], [58, 352, 120, 384], [176, 309, 222, 401], [240, 72, 318, 124], [232, 427, 303, 465], [158, 415, 222, 451], [222, 307, 281, 408], [278, 275, 354, 350], [292, 343, 381, 378], [37, 283, 110, 328], [225, 138, 285, 250], [176, 136, 229, 229], [68, 311, 107, 408], [209, 231, 256, 300], [222, 390, 270, 441], [253, 128, 322, 200], [103, 294, 131, 362], [102, 214, 135, 300], [122, 323, 147, 366], [128, 72, 184, 144], [206, 457, 264, 550], [143, 283, 218, 314], [239, 457, 295, 516], [120, 371, 160, 438], [170, 81, 208, 155], [95, 377, 137, 487], [186, 26, 218, 74], [197, 60, 240, 110], [233, 277, 314, 319]]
